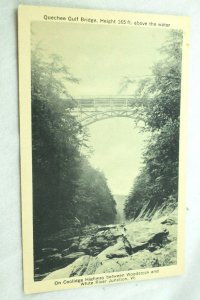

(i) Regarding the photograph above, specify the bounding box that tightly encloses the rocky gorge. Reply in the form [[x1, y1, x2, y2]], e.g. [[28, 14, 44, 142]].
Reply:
[[34, 209, 177, 281]]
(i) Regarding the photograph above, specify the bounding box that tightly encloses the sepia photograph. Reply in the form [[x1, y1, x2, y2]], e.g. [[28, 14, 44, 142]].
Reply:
[[18, 6, 189, 293]]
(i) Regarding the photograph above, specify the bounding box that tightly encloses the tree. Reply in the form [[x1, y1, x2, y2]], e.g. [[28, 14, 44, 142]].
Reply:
[[73, 158, 117, 226], [31, 46, 84, 243], [125, 31, 183, 220]]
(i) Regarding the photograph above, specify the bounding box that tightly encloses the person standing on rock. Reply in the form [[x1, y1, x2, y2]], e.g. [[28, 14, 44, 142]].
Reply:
[[74, 217, 82, 236]]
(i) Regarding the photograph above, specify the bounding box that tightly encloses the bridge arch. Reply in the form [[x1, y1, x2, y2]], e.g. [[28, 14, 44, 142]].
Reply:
[[80, 111, 136, 126], [71, 95, 137, 126]]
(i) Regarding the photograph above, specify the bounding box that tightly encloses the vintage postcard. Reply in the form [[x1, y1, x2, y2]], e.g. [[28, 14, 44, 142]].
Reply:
[[18, 5, 190, 294]]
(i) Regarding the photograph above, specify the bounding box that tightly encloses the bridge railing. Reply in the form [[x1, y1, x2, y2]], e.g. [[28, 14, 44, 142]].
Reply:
[[74, 97, 134, 108]]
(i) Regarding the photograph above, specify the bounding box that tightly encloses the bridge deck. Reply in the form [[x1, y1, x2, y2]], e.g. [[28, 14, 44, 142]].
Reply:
[[73, 96, 134, 108]]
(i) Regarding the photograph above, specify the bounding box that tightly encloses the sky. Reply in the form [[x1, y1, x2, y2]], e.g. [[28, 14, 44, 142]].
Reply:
[[32, 21, 169, 195], [86, 118, 148, 195]]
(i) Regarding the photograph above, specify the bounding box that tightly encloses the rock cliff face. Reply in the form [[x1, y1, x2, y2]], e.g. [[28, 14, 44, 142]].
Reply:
[[43, 210, 177, 281], [133, 197, 178, 222]]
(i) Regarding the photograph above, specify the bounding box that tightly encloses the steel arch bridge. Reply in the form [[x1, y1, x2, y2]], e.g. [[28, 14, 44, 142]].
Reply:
[[71, 95, 136, 126]]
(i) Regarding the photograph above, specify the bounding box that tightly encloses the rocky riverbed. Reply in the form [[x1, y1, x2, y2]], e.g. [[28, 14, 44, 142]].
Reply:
[[34, 210, 177, 281]]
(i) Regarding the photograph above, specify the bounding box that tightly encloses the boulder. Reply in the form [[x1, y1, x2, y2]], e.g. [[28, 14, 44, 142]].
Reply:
[[44, 255, 91, 280], [69, 242, 79, 251], [62, 252, 85, 264], [41, 248, 58, 256], [161, 217, 177, 225], [97, 225, 117, 231], [45, 253, 63, 269], [94, 259, 121, 274], [62, 248, 70, 256], [35, 258, 45, 265], [79, 236, 92, 251]]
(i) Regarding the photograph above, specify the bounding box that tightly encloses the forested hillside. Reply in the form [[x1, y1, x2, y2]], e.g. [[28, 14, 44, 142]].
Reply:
[[124, 31, 183, 220], [74, 158, 116, 226], [31, 46, 116, 253]]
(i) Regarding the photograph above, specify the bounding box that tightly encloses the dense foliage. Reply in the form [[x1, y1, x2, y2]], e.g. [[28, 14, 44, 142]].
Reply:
[[31, 47, 116, 249], [124, 31, 183, 220], [74, 158, 117, 226]]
